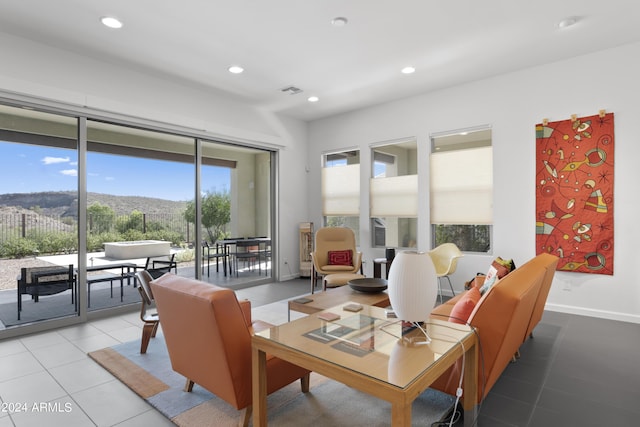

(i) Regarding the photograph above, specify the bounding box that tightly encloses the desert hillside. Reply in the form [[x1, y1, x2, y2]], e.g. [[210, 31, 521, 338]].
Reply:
[[0, 191, 188, 218]]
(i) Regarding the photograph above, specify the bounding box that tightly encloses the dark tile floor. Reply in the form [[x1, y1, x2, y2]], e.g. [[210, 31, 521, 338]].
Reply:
[[464, 310, 640, 427], [239, 281, 640, 427]]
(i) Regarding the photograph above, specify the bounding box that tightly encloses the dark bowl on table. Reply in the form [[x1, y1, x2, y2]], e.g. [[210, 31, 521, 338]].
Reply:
[[348, 278, 388, 293]]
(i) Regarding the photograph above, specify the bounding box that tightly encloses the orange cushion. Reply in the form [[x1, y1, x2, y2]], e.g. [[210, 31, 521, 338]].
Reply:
[[449, 287, 481, 324], [328, 249, 352, 266]]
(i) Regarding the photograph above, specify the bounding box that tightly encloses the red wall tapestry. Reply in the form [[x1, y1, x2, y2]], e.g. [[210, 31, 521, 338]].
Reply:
[[535, 112, 614, 275]]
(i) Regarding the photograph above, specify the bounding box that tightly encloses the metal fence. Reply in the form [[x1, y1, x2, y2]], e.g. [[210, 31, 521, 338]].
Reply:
[[1, 213, 190, 237], [0, 213, 75, 241], [0, 213, 194, 246]]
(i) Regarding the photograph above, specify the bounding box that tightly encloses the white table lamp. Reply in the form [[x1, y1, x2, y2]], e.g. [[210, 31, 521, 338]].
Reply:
[[387, 250, 438, 343]]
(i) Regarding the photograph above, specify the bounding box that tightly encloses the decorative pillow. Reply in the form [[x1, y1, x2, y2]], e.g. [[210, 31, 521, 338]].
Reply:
[[449, 287, 481, 324], [479, 257, 515, 295], [328, 249, 353, 266], [465, 274, 486, 290]]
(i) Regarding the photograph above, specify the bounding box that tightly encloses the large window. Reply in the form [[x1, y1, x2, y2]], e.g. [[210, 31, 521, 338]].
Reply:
[[85, 121, 196, 312], [430, 128, 492, 252], [0, 105, 80, 327], [322, 150, 360, 243], [0, 101, 275, 336], [370, 140, 418, 248]]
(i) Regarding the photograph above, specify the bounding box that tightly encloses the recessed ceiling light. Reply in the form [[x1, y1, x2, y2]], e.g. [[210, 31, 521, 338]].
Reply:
[[101, 16, 123, 29], [228, 65, 244, 74], [558, 16, 579, 29], [307, 96, 319, 103], [331, 17, 348, 27], [401, 66, 416, 74]]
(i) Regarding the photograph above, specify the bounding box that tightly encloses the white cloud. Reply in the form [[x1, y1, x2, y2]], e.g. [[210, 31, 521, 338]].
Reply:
[[42, 156, 70, 165], [105, 176, 115, 181], [60, 169, 77, 176]]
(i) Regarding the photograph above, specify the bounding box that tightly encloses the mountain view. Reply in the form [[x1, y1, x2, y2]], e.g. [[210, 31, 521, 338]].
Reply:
[[0, 191, 188, 218]]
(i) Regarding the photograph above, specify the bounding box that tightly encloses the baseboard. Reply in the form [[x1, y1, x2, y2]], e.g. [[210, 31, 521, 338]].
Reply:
[[279, 272, 303, 282], [545, 303, 640, 324]]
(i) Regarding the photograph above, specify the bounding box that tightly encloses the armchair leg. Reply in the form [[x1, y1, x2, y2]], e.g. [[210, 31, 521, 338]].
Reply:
[[239, 405, 252, 427], [184, 379, 195, 392], [151, 321, 159, 338], [140, 323, 155, 354], [300, 373, 310, 393], [445, 275, 456, 296]]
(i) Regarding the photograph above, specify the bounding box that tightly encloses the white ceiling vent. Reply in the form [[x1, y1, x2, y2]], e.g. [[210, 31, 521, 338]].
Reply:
[[281, 86, 303, 95]]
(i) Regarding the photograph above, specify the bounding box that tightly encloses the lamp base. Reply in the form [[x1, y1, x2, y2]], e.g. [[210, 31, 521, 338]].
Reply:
[[398, 335, 431, 346], [400, 321, 432, 345]]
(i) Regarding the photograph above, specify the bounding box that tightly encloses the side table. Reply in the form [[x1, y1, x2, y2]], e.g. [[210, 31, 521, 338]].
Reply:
[[373, 258, 393, 279]]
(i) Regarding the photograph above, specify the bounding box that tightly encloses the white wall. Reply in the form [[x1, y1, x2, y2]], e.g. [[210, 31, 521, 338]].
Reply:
[[0, 32, 310, 281], [308, 41, 640, 324]]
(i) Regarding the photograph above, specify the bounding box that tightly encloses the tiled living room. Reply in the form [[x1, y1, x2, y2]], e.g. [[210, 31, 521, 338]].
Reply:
[[1, 1, 640, 427], [1, 279, 639, 426]]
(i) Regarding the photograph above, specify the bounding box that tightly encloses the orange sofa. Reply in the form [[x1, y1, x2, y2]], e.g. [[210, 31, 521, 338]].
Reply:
[[150, 273, 310, 426], [429, 253, 559, 406]]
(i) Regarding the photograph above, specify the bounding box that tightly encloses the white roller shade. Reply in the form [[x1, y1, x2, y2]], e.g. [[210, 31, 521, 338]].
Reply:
[[430, 146, 493, 224], [322, 164, 360, 216], [370, 175, 418, 217]]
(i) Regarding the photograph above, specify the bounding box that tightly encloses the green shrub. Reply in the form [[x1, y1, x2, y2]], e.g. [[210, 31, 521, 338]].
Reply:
[[116, 210, 144, 233], [174, 246, 194, 263], [121, 229, 145, 242], [87, 231, 123, 252], [145, 230, 182, 246], [26, 231, 77, 254], [0, 237, 39, 258]]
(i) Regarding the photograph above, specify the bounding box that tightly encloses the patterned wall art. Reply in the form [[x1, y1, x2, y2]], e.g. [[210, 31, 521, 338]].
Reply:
[[535, 112, 614, 275]]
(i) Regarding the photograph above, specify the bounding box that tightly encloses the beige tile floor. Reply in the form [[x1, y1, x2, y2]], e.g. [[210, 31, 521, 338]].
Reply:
[[0, 281, 308, 427]]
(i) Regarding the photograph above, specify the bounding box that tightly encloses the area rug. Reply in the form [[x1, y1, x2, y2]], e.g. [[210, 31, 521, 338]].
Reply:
[[89, 336, 456, 426]]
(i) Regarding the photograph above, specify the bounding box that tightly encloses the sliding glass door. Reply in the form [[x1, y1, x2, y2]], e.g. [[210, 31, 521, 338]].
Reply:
[[0, 101, 276, 336], [85, 120, 195, 312], [199, 140, 273, 283], [0, 104, 80, 330]]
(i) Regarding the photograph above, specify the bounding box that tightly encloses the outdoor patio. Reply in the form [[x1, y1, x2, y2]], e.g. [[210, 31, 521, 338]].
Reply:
[[0, 251, 272, 329]]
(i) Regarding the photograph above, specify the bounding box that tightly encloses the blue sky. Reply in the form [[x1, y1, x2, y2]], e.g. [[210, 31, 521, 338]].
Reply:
[[0, 141, 230, 201]]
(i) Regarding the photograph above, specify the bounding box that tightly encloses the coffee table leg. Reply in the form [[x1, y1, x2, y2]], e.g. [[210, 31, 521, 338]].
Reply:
[[252, 345, 268, 426], [391, 402, 411, 426]]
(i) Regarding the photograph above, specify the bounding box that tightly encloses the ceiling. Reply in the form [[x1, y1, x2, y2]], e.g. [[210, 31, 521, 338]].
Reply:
[[1, 1, 640, 122]]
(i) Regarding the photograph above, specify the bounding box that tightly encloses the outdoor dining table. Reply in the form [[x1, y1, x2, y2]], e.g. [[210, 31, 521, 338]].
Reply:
[[215, 238, 271, 276]]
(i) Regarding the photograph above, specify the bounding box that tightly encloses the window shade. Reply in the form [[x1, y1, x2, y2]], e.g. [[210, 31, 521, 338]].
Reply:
[[322, 164, 360, 216], [430, 146, 492, 224], [370, 175, 418, 217]]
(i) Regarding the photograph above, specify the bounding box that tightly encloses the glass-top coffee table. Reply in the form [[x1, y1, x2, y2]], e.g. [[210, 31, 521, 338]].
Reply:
[[252, 304, 478, 426], [287, 284, 390, 321]]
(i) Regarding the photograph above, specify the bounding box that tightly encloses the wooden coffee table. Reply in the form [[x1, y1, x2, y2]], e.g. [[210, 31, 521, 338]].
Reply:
[[288, 284, 390, 321], [252, 305, 478, 426]]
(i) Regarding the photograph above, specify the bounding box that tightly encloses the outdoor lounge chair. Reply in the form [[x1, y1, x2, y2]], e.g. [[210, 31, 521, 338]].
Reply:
[[143, 254, 177, 279], [17, 264, 76, 320]]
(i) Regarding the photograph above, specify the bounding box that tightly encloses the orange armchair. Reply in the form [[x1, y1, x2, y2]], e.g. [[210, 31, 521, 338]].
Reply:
[[310, 227, 362, 291], [150, 273, 310, 426]]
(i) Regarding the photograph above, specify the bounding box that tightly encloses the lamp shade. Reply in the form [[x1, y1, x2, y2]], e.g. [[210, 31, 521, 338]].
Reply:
[[387, 250, 438, 323]]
